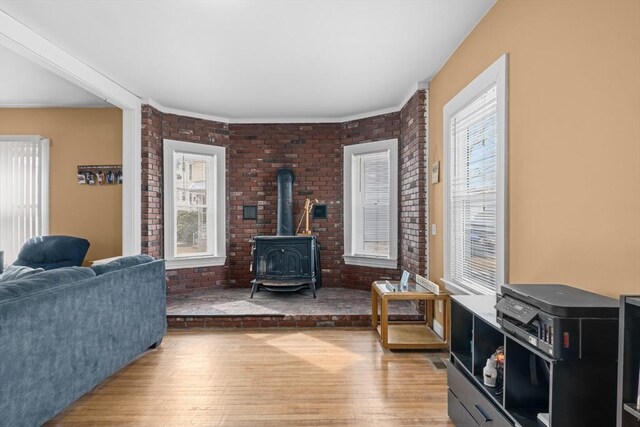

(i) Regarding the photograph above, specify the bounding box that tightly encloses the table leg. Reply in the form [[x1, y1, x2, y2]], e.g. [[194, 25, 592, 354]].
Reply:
[[371, 287, 378, 328], [380, 297, 388, 348], [444, 296, 451, 345], [426, 298, 434, 328]]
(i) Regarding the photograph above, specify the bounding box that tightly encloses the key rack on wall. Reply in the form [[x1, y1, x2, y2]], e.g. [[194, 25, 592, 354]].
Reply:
[[77, 165, 123, 185]]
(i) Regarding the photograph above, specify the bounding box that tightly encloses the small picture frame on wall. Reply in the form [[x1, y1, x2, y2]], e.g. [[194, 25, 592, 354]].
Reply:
[[77, 165, 123, 185], [86, 171, 96, 185], [431, 161, 440, 184]]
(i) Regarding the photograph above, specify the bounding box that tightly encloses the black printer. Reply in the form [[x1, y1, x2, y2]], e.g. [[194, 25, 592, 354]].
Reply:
[[495, 284, 618, 360]]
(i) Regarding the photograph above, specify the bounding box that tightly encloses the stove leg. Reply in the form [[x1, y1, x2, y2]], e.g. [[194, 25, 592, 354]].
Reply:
[[310, 282, 317, 299], [250, 282, 259, 299]]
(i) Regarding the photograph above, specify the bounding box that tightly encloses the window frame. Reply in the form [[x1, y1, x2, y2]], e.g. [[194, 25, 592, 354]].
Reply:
[[163, 139, 226, 270], [443, 54, 508, 295], [343, 138, 398, 269]]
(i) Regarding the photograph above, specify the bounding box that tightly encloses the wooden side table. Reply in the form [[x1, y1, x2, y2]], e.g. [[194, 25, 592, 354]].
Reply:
[[371, 280, 450, 350]]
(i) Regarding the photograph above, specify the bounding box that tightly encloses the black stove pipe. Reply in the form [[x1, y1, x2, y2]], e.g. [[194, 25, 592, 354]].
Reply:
[[276, 169, 295, 236]]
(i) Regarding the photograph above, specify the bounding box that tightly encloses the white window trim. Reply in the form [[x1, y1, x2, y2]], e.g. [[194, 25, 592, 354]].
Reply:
[[342, 255, 398, 269], [343, 138, 398, 269], [0, 134, 50, 235], [163, 139, 226, 270], [443, 53, 508, 295]]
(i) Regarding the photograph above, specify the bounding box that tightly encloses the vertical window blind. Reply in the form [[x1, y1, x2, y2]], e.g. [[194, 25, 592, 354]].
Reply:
[[0, 136, 49, 265], [449, 84, 498, 294], [356, 151, 390, 257]]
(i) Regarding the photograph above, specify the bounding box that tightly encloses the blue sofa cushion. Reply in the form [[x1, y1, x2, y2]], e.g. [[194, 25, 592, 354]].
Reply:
[[0, 265, 45, 282], [0, 266, 95, 304], [91, 254, 155, 276], [13, 236, 90, 270]]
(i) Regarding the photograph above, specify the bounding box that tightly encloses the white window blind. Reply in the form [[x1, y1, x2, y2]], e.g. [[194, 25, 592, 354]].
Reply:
[[0, 136, 50, 265], [357, 151, 390, 256], [449, 85, 497, 293], [443, 53, 507, 296]]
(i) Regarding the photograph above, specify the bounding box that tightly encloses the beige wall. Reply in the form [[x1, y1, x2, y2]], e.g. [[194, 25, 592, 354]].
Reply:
[[0, 108, 123, 263], [429, 0, 640, 297]]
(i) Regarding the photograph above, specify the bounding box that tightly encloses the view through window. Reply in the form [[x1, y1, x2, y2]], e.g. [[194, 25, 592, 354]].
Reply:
[[163, 139, 226, 269], [175, 153, 210, 256]]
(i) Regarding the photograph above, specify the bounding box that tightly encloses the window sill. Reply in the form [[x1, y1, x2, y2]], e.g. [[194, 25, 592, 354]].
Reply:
[[343, 255, 397, 269], [165, 256, 226, 270], [441, 278, 496, 296]]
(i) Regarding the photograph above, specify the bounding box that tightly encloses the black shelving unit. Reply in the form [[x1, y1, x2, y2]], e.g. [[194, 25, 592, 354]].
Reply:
[[449, 295, 618, 427], [617, 296, 640, 427]]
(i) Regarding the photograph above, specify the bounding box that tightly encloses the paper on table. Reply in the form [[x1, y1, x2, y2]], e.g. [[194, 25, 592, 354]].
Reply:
[[382, 280, 397, 293]]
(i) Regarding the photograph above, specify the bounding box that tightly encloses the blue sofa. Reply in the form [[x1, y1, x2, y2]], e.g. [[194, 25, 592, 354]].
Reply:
[[0, 255, 166, 426]]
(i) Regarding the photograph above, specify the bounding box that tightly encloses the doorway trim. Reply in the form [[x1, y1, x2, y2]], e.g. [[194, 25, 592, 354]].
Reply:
[[0, 11, 142, 255]]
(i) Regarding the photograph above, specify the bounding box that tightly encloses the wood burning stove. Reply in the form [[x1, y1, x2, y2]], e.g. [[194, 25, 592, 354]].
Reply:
[[250, 169, 321, 298], [251, 235, 319, 298]]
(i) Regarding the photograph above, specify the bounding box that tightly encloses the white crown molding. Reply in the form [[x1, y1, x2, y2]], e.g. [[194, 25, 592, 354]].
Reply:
[[144, 81, 429, 125], [142, 98, 230, 124], [142, 81, 429, 124], [229, 82, 429, 123], [335, 105, 405, 124], [397, 80, 430, 113], [230, 105, 402, 124]]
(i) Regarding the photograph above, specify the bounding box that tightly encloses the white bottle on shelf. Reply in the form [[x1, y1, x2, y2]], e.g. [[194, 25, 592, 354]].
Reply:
[[483, 357, 498, 387]]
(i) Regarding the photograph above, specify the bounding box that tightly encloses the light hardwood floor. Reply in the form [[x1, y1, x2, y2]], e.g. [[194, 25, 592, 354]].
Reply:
[[47, 329, 453, 426]]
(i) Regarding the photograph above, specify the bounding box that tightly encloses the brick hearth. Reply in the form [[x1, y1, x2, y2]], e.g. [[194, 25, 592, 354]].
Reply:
[[166, 288, 423, 329]]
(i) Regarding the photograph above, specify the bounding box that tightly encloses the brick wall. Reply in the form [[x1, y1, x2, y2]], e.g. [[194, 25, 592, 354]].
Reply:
[[227, 113, 404, 291], [141, 105, 163, 259], [228, 123, 343, 287], [141, 90, 428, 295], [399, 90, 428, 277], [140, 105, 231, 294], [339, 112, 403, 288]]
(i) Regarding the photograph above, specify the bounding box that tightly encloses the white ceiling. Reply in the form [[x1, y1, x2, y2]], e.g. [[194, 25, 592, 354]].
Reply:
[[0, 0, 495, 121], [0, 44, 110, 107]]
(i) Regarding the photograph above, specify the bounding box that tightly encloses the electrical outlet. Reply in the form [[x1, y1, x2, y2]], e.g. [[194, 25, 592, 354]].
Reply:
[[431, 224, 437, 236]]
